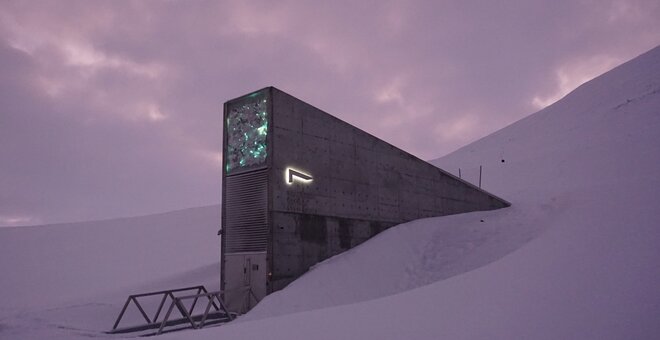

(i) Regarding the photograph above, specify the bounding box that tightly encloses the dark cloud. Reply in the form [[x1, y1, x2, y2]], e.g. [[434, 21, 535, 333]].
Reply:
[[1, 0, 659, 225]]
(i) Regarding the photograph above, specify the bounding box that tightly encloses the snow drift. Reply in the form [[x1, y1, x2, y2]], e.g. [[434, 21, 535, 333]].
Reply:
[[172, 45, 660, 339]]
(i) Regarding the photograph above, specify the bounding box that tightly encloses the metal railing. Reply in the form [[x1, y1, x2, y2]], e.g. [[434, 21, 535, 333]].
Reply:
[[109, 285, 235, 335]]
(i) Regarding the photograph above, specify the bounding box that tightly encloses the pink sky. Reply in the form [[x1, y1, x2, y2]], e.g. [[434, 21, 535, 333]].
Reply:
[[1, 0, 659, 226]]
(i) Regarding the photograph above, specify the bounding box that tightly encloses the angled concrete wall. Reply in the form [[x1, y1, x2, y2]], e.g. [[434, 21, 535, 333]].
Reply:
[[266, 87, 509, 291], [221, 87, 510, 307]]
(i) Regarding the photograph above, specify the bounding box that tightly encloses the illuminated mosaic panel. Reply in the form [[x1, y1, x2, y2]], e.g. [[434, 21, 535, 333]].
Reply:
[[225, 94, 268, 174]]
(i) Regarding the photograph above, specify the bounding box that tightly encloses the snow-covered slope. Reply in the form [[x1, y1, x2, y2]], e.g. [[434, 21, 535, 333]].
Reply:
[[0, 206, 221, 326], [228, 46, 660, 326], [170, 46, 660, 339], [2, 45, 660, 339]]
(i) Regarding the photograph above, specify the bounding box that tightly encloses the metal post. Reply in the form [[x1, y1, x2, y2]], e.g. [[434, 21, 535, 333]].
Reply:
[[215, 292, 234, 321], [189, 288, 202, 315], [458, 168, 461, 179], [157, 301, 177, 335], [479, 165, 482, 188], [112, 297, 132, 330], [175, 299, 197, 329], [198, 296, 216, 328], [132, 296, 151, 324], [153, 293, 169, 322]]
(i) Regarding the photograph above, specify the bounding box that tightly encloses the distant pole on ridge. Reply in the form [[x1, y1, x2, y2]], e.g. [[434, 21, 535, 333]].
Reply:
[[479, 165, 482, 188]]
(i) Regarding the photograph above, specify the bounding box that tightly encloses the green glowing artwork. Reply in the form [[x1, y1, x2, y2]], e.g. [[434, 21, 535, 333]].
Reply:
[[225, 94, 268, 173]]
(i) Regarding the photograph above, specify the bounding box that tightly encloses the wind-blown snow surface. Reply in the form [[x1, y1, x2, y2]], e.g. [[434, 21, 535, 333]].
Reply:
[[166, 46, 660, 339], [2, 46, 660, 339], [0, 206, 221, 338]]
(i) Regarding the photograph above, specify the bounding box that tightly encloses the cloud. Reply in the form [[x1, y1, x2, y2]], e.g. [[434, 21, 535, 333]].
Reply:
[[374, 76, 407, 105], [60, 40, 164, 78], [532, 55, 623, 109]]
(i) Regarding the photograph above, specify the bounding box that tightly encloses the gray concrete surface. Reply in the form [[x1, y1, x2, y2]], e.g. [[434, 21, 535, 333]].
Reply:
[[221, 87, 510, 307]]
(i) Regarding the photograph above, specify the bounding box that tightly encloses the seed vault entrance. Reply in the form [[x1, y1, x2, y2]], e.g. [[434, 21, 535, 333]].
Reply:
[[220, 87, 510, 313]]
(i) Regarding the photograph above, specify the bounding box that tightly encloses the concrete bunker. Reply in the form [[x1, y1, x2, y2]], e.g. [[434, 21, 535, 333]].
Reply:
[[220, 87, 510, 312]]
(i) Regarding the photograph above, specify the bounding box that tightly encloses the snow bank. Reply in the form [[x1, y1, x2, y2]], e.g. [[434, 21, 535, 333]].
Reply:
[[0, 206, 220, 317], [164, 46, 660, 339]]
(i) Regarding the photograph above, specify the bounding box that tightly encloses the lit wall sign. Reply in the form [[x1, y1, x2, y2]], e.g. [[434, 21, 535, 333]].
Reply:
[[286, 168, 313, 185]]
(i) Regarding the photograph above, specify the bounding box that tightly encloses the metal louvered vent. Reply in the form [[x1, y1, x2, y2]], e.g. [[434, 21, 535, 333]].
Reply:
[[224, 169, 268, 253]]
